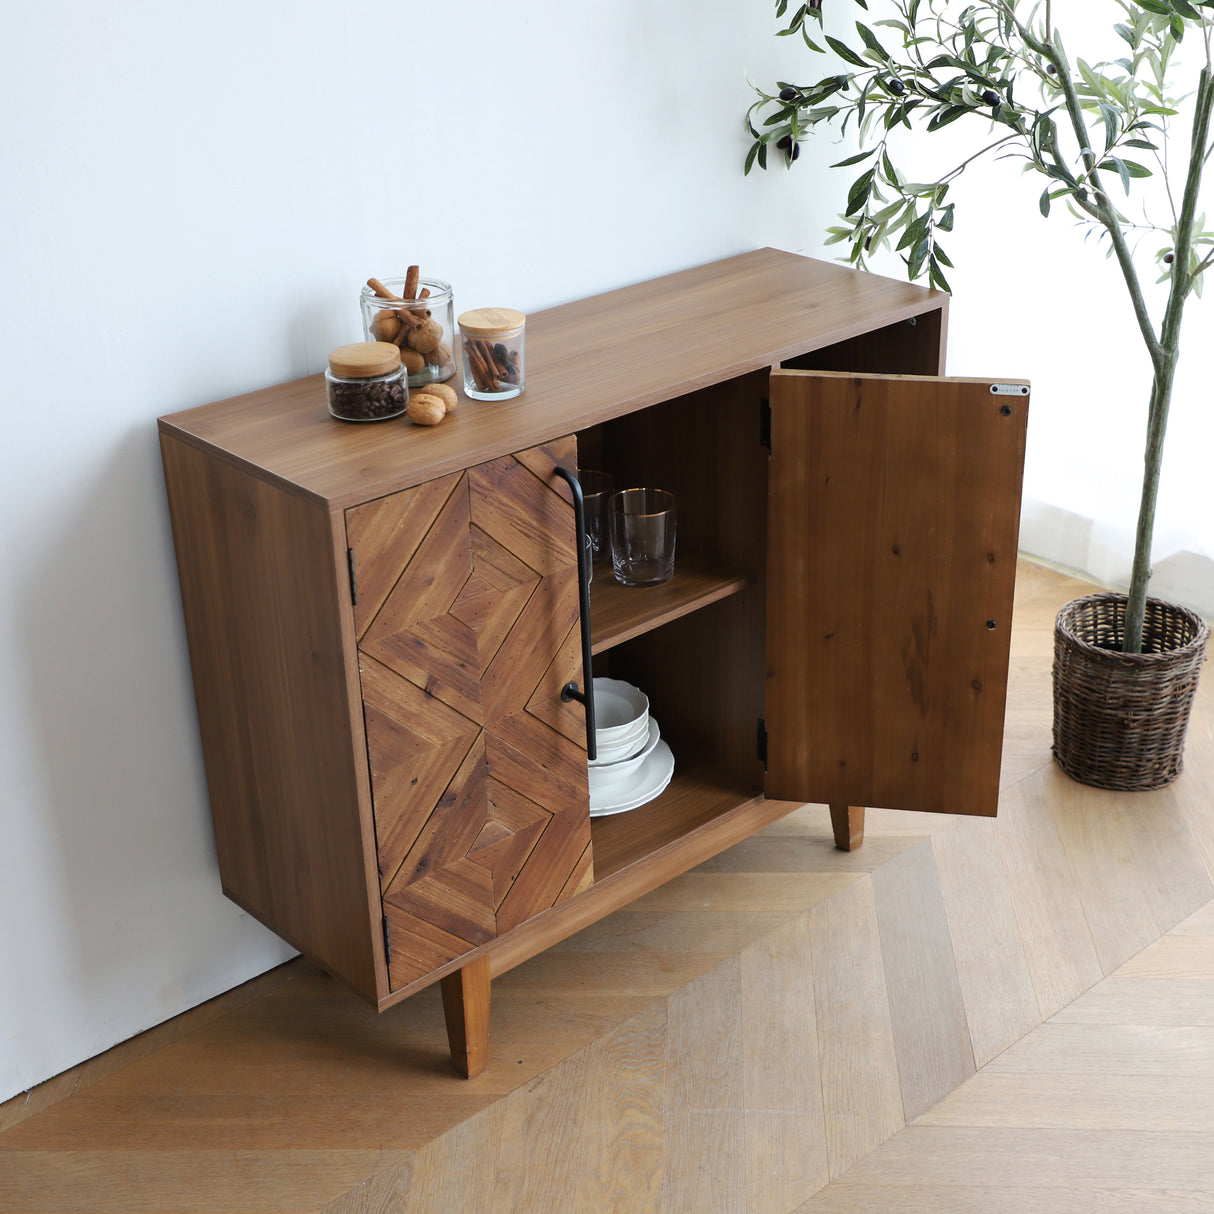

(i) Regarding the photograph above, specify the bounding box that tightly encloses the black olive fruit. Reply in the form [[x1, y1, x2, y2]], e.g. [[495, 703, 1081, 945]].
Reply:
[[1164, 251, 1176, 264], [779, 86, 799, 101], [981, 89, 1000, 106], [789, 141, 800, 161], [777, 134, 792, 150], [888, 78, 906, 95]]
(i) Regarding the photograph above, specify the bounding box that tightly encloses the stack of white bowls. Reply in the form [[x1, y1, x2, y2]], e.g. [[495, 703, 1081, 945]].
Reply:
[[588, 678, 669, 815]]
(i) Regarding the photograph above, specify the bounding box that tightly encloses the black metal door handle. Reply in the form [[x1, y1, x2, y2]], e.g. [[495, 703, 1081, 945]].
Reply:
[[553, 465, 597, 760]]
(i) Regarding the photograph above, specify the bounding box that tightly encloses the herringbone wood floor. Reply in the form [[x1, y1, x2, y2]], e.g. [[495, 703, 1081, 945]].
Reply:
[[2, 559, 1213, 1212]]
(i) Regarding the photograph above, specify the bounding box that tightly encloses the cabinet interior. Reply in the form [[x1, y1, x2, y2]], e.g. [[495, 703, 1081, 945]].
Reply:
[[576, 369, 771, 879], [576, 315, 942, 881]]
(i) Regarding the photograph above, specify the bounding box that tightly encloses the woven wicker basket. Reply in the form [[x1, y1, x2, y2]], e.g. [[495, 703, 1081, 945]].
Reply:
[[1052, 592, 1209, 791]]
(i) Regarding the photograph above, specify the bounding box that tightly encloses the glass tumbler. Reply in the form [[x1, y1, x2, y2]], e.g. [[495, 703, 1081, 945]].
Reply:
[[609, 488, 677, 587], [578, 470, 615, 562]]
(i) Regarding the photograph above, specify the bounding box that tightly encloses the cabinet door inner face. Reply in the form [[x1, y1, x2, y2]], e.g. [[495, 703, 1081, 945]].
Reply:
[[346, 438, 593, 990], [764, 370, 1028, 818]]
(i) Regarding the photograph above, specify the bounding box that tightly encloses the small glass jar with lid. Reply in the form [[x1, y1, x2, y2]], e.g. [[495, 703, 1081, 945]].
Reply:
[[458, 308, 526, 400], [360, 277, 456, 389], [325, 342, 408, 421]]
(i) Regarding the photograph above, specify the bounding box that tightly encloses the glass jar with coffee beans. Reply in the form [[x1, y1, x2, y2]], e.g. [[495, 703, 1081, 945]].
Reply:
[[325, 342, 408, 422]]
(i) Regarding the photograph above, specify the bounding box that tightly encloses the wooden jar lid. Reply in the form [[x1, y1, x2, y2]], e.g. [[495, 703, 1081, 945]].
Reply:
[[328, 341, 402, 378], [457, 307, 526, 337]]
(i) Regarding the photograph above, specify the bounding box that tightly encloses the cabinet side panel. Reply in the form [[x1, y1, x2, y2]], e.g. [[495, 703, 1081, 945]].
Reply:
[[765, 371, 1027, 817], [160, 435, 379, 997]]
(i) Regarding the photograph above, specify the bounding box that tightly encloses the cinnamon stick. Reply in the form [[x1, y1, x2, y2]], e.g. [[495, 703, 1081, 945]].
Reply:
[[466, 340, 499, 391], [367, 277, 402, 302]]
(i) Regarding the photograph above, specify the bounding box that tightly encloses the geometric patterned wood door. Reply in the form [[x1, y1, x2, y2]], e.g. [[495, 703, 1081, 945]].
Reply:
[[346, 436, 594, 991]]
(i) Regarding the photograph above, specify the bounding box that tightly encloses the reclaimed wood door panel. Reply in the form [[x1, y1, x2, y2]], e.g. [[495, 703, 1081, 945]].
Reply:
[[347, 437, 593, 990], [765, 370, 1028, 818]]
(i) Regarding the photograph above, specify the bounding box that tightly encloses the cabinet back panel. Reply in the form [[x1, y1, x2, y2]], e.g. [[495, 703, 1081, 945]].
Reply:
[[782, 306, 947, 377]]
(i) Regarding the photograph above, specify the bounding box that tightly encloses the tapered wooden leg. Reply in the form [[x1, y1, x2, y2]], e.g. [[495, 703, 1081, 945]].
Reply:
[[829, 803, 865, 852], [440, 956, 491, 1078]]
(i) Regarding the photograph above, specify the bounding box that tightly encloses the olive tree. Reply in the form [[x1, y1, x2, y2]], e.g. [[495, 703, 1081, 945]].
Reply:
[[746, 0, 1213, 653]]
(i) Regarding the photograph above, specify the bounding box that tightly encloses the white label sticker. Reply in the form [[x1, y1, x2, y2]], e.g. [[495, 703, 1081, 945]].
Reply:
[[990, 383, 1030, 396]]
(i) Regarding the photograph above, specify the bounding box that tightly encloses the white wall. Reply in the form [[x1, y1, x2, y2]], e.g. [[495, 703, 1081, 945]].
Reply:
[[0, 0, 835, 1102]]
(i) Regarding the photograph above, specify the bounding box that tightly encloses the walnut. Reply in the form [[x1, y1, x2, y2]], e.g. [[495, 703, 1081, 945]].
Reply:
[[399, 348, 426, 375], [369, 310, 401, 343], [406, 319, 443, 354], [407, 392, 447, 426], [424, 382, 458, 412]]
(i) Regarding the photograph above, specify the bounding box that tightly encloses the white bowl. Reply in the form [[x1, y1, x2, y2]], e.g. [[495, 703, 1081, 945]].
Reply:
[[588, 719, 662, 794], [592, 678, 649, 743]]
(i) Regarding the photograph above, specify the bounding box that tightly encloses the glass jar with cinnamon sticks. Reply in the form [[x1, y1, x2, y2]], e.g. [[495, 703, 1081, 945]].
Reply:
[[457, 308, 525, 401]]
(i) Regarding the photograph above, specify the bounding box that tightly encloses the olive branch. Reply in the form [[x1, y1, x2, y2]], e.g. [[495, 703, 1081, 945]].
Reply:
[[747, 0, 1214, 653]]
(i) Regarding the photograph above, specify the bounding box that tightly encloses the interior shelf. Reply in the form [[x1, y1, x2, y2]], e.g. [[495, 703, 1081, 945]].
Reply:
[[589, 763, 762, 880], [588, 554, 750, 656]]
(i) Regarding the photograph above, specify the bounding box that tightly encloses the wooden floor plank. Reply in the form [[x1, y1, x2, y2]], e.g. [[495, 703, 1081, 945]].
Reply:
[[799, 1183, 1214, 1213], [984, 1022, 1214, 1076], [1045, 773, 1163, 974], [992, 768, 1104, 1018], [1172, 900, 1214, 935], [1114, 933, 1214, 979], [1049, 976, 1214, 1026], [0, 1093, 491, 1152], [931, 815, 1040, 1067], [740, 913, 831, 1213], [835, 1126, 1214, 1191], [321, 1159, 413, 1214], [570, 1002, 667, 1214], [399, 1101, 507, 1213], [807, 876, 904, 1178], [1170, 695, 1214, 883], [1112, 791, 1214, 935], [0, 1149, 411, 1213], [917, 1072, 1214, 1131], [870, 841, 975, 1120], [659, 957, 745, 1214]]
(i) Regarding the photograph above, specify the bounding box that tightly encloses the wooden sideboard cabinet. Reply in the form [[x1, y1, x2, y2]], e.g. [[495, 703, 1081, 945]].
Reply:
[[159, 249, 1028, 1076]]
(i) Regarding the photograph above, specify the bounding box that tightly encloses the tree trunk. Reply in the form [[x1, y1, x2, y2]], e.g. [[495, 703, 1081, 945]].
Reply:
[[1123, 358, 1176, 655]]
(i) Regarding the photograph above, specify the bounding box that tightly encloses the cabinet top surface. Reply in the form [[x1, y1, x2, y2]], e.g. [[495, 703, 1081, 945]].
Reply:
[[158, 248, 946, 509]]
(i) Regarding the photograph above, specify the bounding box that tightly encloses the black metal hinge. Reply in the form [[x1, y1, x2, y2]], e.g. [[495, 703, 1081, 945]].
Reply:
[[382, 915, 392, 967], [757, 718, 768, 768], [347, 548, 358, 605], [760, 398, 772, 451]]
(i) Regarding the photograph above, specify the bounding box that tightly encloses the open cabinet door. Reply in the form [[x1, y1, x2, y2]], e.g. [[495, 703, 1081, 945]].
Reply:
[[765, 370, 1028, 817]]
